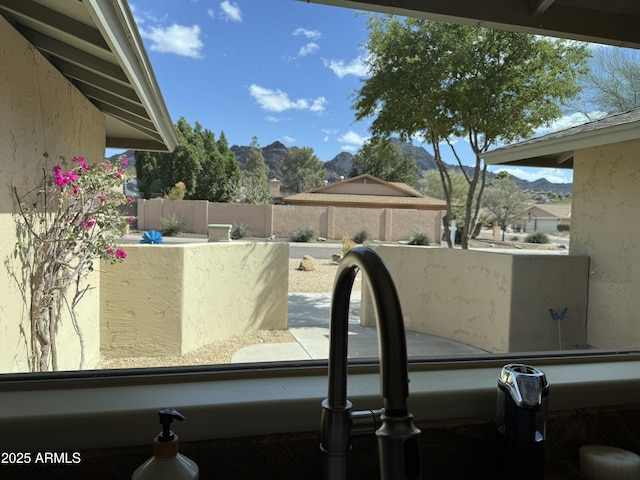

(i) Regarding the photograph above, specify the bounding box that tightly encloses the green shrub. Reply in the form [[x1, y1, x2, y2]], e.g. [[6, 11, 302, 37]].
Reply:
[[352, 229, 369, 244], [291, 226, 316, 242], [408, 231, 431, 246], [510, 235, 520, 242], [557, 223, 570, 233], [161, 214, 185, 236], [231, 223, 250, 240], [525, 231, 549, 244]]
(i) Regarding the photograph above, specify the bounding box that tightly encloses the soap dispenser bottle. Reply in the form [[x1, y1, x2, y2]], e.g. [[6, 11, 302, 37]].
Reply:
[[132, 408, 199, 480], [496, 363, 549, 480]]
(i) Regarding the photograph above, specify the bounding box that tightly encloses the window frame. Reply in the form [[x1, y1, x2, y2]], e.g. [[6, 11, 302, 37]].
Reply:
[[3, 351, 640, 451]]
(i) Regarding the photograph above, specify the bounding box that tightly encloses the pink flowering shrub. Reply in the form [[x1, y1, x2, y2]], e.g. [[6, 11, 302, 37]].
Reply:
[[12, 154, 131, 372]]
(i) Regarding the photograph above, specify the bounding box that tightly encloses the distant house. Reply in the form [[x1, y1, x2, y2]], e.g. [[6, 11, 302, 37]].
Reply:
[[522, 204, 571, 234], [282, 174, 447, 211]]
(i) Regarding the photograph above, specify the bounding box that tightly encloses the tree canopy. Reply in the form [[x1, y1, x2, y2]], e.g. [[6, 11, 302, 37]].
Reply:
[[135, 117, 239, 201], [572, 46, 640, 118], [281, 146, 326, 193], [481, 173, 531, 240], [353, 15, 588, 248], [350, 137, 419, 186], [227, 136, 271, 204]]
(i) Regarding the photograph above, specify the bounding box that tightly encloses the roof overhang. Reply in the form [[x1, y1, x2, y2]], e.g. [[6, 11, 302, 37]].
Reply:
[[482, 109, 640, 168], [299, 0, 640, 50], [0, 0, 178, 152]]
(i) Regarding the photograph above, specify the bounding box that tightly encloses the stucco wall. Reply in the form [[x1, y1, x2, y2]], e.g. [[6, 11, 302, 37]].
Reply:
[[0, 16, 105, 372], [572, 140, 640, 348], [140, 200, 442, 243], [361, 245, 589, 353], [100, 243, 288, 358]]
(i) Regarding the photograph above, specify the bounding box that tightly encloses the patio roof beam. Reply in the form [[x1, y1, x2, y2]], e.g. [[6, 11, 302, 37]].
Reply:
[[49, 59, 140, 104], [528, 0, 556, 17], [0, 0, 108, 51], [16, 26, 129, 84]]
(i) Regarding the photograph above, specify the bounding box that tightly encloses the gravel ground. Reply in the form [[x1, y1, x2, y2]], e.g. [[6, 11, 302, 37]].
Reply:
[[97, 256, 355, 369]]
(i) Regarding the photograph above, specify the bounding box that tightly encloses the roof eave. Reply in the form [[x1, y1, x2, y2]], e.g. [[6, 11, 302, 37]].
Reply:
[[299, 0, 640, 50], [482, 119, 640, 167], [82, 0, 178, 152]]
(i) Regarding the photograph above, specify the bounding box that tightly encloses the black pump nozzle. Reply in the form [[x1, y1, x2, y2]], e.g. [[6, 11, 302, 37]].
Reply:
[[158, 408, 185, 442]]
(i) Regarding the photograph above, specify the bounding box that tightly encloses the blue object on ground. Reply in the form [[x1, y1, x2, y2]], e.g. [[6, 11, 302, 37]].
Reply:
[[140, 230, 163, 244]]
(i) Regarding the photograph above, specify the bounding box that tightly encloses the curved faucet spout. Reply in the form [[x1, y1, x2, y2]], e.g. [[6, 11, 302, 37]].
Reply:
[[320, 246, 422, 480]]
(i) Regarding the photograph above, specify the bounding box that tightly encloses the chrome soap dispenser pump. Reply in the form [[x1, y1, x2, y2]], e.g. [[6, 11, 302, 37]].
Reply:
[[496, 364, 549, 480]]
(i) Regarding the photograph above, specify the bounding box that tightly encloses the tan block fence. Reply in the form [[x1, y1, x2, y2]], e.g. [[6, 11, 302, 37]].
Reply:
[[137, 199, 443, 243]]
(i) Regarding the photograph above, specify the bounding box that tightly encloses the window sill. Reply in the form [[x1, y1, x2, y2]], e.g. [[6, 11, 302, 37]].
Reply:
[[2, 353, 640, 451]]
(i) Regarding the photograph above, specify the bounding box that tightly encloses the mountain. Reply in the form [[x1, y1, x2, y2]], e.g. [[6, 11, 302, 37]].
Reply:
[[113, 139, 572, 196], [230, 141, 289, 180], [324, 152, 353, 181], [107, 149, 136, 166]]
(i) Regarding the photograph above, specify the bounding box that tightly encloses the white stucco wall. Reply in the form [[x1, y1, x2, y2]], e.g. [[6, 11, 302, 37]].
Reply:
[[0, 16, 106, 372], [571, 140, 640, 348]]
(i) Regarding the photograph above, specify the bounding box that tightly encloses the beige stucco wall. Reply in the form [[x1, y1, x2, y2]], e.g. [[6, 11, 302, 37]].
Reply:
[[571, 140, 640, 348], [272, 205, 330, 238], [138, 199, 209, 235], [100, 242, 288, 358], [361, 245, 589, 353], [0, 16, 105, 372], [140, 200, 442, 243]]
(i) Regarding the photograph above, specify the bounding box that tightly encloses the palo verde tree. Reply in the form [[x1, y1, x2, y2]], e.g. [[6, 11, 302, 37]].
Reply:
[[481, 172, 531, 241], [350, 137, 420, 187], [228, 137, 271, 204], [353, 16, 588, 248], [571, 46, 640, 119], [281, 146, 326, 193]]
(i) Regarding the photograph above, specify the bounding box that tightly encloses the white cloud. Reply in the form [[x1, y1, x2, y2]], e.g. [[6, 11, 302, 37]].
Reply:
[[324, 136, 329, 142], [140, 24, 204, 58], [207, 8, 215, 18], [265, 116, 279, 123], [536, 111, 608, 135], [249, 84, 326, 113], [298, 42, 320, 57], [310, 97, 327, 112], [293, 28, 321, 40], [283, 136, 296, 144], [338, 131, 369, 150], [341, 144, 359, 152], [220, 1, 242, 22], [322, 55, 368, 78]]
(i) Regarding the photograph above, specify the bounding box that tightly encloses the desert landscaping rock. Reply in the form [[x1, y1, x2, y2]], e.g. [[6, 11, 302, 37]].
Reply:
[[297, 254, 317, 271]]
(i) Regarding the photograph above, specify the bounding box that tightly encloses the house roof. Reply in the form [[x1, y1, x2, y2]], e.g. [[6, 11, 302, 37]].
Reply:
[[300, 0, 640, 50], [482, 109, 640, 168], [283, 174, 447, 210], [307, 174, 424, 197], [525, 204, 571, 219], [0, 0, 178, 152]]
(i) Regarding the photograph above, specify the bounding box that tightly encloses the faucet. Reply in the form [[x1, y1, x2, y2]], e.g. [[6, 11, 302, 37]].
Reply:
[[320, 246, 422, 480]]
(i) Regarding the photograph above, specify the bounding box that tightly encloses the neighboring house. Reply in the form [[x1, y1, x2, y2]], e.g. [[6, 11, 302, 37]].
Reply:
[[522, 204, 571, 234], [483, 108, 640, 349], [282, 174, 447, 211], [0, 1, 177, 372]]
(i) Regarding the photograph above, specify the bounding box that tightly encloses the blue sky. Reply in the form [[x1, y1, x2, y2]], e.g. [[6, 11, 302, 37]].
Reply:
[[109, 0, 589, 184]]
